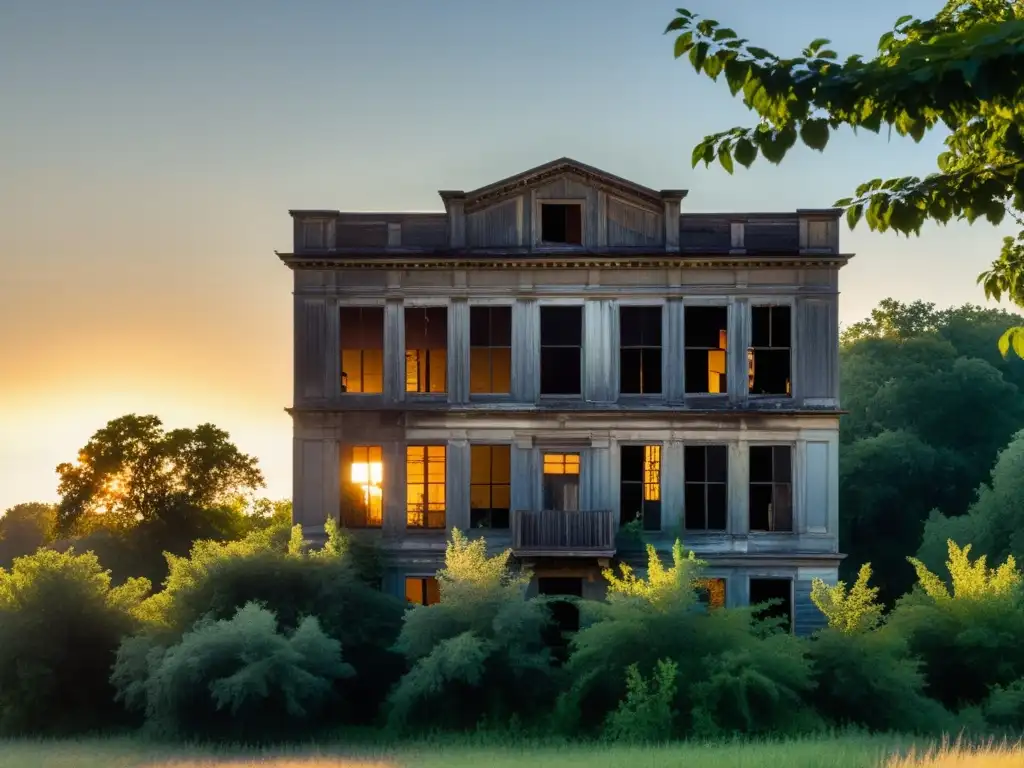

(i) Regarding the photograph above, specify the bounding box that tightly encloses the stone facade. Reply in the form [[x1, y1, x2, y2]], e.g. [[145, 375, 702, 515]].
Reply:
[[279, 158, 848, 634]]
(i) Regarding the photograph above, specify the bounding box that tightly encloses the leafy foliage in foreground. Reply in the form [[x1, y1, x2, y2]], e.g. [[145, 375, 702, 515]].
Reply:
[[112, 602, 351, 740], [666, 2, 1024, 353], [0, 549, 149, 734], [561, 542, 819, 738], [386, 529, 557, 731]]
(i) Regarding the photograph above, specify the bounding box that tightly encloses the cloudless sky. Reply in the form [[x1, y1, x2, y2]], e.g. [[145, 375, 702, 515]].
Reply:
[[0, 0, 1013, 513]]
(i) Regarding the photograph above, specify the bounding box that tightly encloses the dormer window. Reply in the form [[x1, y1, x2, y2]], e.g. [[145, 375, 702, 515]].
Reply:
[[540, 203, 582, 245]]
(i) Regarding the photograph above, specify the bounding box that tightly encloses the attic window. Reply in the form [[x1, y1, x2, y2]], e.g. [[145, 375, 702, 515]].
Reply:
[[540, 203, 583, 245]]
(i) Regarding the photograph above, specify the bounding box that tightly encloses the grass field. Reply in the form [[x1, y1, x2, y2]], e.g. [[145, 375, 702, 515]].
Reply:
[[0, 735, 1020, 768]]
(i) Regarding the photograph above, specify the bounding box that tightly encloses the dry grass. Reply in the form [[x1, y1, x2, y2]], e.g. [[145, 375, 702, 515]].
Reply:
[[143, 762, 396, 768], [885, 737, 1024, 767]]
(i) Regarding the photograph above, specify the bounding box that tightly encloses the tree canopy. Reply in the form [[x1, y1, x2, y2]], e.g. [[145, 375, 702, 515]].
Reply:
[[666, 1, 1024, 354]]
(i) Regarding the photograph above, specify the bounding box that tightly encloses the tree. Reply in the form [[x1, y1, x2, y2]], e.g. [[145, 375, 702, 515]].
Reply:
[[0, 503, 56, 567], [666, 2, 1024, 355]]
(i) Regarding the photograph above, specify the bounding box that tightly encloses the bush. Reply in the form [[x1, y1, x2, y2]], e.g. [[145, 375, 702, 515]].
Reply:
[[887, 541, 1024, 710], [386, 530, 558, 731], [602, 659, 678, 743], [127, 521, 405, 725], [112, 602, 351, 740], [562, 542, 818, 738], [807, 565, 952, 733], [0, 548, 149, 734]]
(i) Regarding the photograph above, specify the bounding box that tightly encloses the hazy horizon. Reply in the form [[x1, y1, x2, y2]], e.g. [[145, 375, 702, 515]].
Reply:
[[1, 0, 1016, 512]]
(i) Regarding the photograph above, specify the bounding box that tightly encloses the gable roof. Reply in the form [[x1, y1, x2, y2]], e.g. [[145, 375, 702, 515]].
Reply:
[[445, 157, 683, 212]]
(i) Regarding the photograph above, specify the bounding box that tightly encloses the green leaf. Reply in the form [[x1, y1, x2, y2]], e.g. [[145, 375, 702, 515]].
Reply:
[[847, 203, 864, 229], [800, 119, 830, 151], [691, 141, 708, 169], [664, 16, 687, 34], [998, 327, 1012, 357], [724, 59, 750, 96], [733, 138, 757, 168], [747, 46, 774, 60], [1013, 328, 1024, 360], [673, 31, 693, 59], [894, 14, 914, 27], [718, 145, 734, 174], [713, 27, 737, 41], [689, 41, 709, 71]]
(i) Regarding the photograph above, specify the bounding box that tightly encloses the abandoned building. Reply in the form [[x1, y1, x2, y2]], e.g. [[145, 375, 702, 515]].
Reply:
[[279, 157, 845, 635]]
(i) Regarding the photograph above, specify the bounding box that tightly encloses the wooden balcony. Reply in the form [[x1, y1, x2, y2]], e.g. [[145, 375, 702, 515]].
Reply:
[[511, 509, 617, 558]]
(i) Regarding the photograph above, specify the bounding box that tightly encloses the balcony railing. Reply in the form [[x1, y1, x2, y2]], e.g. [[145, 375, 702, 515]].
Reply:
[[511, 509, 617, 557]]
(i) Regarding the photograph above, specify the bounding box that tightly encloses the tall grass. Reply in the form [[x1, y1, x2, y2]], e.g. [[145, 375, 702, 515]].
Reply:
[[0, 734, 1021, 768]]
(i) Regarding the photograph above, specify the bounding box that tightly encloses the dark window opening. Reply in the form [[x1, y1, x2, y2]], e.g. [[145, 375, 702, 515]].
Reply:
[[749, 578, 793, 632], [749, 305, 792, 396], [406, 445, 446, 528], [339, 307, 384, 393], [540, 203, 583, 245], [543, 453, 580, 511], [340, 445, 383, 528], [619, 445, 661, 531], [405, 307, 447, 393], [538, 576, 583, 662], [619, 306, 663, 395], [695, 577, 727, 610], [540, 306, 582, 395], [684, 306, 728, 394], [470, 444, 511, 529], [469, 306, 512, 394], [405, 576, 441, 606], [684, 445, 728, 531], [749, 445, 793, 532]]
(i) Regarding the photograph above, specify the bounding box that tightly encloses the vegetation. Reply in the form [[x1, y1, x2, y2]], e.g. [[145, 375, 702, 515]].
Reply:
[[665, 0, 1024, 355]]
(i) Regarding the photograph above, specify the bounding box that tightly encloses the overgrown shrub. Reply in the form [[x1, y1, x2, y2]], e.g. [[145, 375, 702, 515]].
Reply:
[[0, 548, 149, 734], [602, 659, 678, 743], [124, 520, 405, 725], [807, 565, 952, 733], [887, 541, 1024, 710], [386, 530, 558, 731], [561, 542, 818, 737], [112, 602, 351, 740]]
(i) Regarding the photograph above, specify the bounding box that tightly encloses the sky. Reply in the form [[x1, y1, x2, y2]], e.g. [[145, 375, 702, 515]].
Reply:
[[0, 0, 1014, 513]]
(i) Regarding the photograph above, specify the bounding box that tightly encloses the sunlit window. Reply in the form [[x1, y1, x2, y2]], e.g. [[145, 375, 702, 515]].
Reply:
[[341, 445, 383, 528], [407, 445, 446, 528]]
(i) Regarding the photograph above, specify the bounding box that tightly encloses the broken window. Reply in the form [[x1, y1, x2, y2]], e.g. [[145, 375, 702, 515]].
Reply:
[[684, 306, 728, 394], [406, 445, 446, 529], [339, 307, 384, 393], [405, 307, 447, 393], [619, 306, 662, 395], [619, 445, 661, 530], [470, 444, 511, 528], [749, 445, 793, 532], [405, 576, 441, 606], [540, 306, 582, 396], [543, 453, 580, 511], [684, 445, 728, 531], [540, 203, 583, 245], [695, 577, 727, 609], [340, 445, 383, 528], [749, 577, 793, 632], [749, 305, 791, 396], [469, 306, 512, 394]]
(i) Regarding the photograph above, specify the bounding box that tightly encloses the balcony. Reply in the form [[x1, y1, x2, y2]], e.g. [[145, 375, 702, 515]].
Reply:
[[511, 509, 617, 558]]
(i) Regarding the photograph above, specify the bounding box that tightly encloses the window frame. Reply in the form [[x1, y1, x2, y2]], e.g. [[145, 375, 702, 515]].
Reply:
[[469, 443, 512, 529], [682, 301, 730, 397], [683, 443, 730, 533], [540, 450, 582, 511], [748, 443, 795, 534], [403, 303, 449, 396], [748, 302, 794, 398], [536, 199, 585, 248], [538, 300, 584, 398], [338, 304, 386, 395], [405, 444, 447, 530], [617, 302, 665, 398], [340, 444, 384, 529], [617, 442, 663, 531], [405, 575, 441, 606], [468, 303, 513, 397]]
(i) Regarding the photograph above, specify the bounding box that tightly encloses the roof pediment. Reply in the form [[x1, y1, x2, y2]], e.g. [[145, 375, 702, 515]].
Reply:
[[442, 157, 683, 213]]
